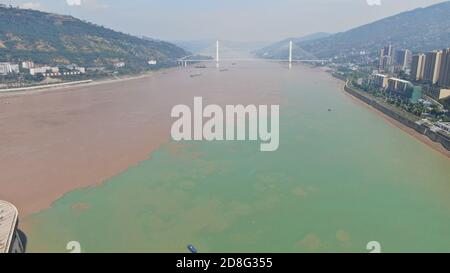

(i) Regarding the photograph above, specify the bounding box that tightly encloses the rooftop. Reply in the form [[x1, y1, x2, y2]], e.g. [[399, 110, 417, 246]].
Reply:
[[0, 201, 19, 253], [389, 78, 410, 83]]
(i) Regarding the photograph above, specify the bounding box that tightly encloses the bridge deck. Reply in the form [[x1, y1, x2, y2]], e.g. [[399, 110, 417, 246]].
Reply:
[[177, 58, 326, 63]]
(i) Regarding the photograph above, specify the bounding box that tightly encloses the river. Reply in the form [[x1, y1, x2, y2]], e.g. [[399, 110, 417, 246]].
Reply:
[[19, 61, 450, 252]]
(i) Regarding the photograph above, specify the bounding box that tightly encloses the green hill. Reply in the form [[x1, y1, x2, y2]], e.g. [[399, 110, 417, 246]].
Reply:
[[0, 7, 188, 69]]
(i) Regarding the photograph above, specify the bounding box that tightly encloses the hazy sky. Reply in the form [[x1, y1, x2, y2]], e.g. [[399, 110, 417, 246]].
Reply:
[[9, 0, 448, 42]]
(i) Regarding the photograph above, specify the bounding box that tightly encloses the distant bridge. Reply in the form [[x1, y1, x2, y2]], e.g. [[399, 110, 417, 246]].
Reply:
[[177, 40, 327, 68]]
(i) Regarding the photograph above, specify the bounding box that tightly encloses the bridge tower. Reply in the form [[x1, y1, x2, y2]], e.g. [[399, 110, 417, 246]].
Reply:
[[289, 40, 293, 69], [216, 40, 220, 68]]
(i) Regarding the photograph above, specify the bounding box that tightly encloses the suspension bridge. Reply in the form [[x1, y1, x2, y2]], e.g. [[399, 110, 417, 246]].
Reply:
[[176, 40, 327, 68]]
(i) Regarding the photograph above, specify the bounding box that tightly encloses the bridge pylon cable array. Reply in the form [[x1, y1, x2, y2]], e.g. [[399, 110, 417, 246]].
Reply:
[[176, 40, 326, 68]]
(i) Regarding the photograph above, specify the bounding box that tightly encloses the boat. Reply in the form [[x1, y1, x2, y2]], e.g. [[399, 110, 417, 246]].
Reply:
[[190, 73, 202, 78], [187, 244, 198, 253]]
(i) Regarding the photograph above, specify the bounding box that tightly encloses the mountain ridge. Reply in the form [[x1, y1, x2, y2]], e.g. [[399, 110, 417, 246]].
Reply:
[[259, 1, 450, 59], [0, 7, 188, 69]]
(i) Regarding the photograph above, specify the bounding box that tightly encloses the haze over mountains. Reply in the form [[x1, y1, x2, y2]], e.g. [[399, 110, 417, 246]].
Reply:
[[2, 1, 449, 68], [0, 7, 188, 69], [258, 1, 450, 59], [172, 40, 269, 57], [255, 33, 331, 59]]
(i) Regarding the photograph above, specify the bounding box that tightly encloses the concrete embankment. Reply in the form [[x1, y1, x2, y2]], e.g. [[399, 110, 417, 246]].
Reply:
[[342, 83, 450, 152], [0, 80, 93, 93]]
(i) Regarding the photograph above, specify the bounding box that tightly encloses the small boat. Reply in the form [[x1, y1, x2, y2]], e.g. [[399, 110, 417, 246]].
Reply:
[[328, 109, 332, 112], [187, 244, 198, 253], [190, 73, 202, 78], [220, 68, 228, 72]]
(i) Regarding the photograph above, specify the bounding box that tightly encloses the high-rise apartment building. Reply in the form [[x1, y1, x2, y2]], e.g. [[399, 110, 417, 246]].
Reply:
[[423, 50, 442, 84], [439, 48, 450, 88], [379, 45, 394, 72], [411, 54, 426, 81], [395, 49, 412, 71]]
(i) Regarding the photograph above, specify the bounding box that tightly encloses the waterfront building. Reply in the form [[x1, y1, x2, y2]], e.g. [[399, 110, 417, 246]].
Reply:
[[21, 61, 34, 69], [29, 66, 59, 75], [114, 62, 125, 68], [388, 78, 399, 92], [396, 79, 410, 93], [0, 63, 10, 75], [76, 67, 86, 73], [65, 64, 86, 73], [439, 48, 450, 88], [0, 62, 19, 75], [423, 50, 442, 84], [409, 85, 423, 103], [0, 201, 25, 253], [387, 77, 422, 102], [436, 122, 450, 134], [373, 73, 389, 89], [411, 53, 426, 81], [10, 64, 19, 74]]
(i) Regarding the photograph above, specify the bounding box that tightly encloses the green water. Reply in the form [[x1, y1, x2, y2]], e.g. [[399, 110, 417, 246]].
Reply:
[[26, 65, 450, 253]]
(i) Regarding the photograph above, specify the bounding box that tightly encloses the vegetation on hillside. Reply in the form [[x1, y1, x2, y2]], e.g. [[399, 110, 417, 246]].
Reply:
[[0, 7, 188, 69]]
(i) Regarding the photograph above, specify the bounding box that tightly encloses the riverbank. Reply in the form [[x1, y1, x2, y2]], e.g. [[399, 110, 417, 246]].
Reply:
[[0, 80, 94, 93], [333, 76, 450, 158], [0, 70, 159, 99]]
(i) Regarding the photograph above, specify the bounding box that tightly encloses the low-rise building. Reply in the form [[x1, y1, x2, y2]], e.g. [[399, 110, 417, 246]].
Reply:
[[10, 64, 19, 74], [438, 89, 450, 100], [423, 86, 450, 102], [21, 61, 34, 69], [113, 62, 125, 68], [65, 64, 86, 73], [0, 62, 19, 75], [436, 122, 450, 134], [76, 67, 86, 73], [29, 66, 59, 76]]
